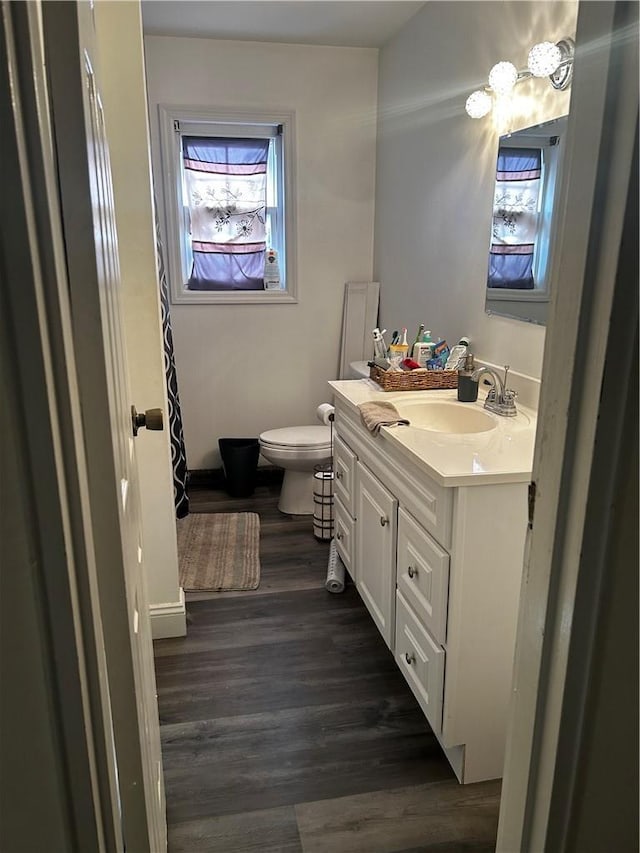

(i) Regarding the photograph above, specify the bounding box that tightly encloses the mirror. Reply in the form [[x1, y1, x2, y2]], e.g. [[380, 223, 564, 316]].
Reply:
[[485, 116, 568, 326]]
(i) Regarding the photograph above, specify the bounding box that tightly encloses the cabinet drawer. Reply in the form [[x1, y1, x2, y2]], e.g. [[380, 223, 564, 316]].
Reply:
[[396, 508, 450, 645], [334, 497, 355, 577], [395, 590, 445, 735], [333, 435, 357, 517]]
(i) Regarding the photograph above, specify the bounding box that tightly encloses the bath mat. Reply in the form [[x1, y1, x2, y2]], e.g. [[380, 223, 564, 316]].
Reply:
[[177, 512, 260, 591]]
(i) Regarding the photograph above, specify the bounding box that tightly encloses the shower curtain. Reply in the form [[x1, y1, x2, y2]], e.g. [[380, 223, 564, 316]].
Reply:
[[154, 202, 189, 518]]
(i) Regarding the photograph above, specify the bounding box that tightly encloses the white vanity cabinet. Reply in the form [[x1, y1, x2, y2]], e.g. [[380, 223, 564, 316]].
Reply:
[[331, 395, 529, 784], [355, 461, 397, 647]]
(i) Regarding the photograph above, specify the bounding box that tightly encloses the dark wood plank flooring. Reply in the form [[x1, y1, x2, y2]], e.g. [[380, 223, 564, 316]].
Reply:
[[154, 485, 501, 852]]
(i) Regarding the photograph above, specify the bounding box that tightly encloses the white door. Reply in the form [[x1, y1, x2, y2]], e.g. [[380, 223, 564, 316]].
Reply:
[[42, 3, 166, 850], [355, 461, 398, 648]]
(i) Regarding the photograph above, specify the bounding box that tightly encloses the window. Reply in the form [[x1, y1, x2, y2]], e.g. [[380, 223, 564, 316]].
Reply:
[[488, 146, 542, 290], [159, 107, 296, 304], [486, 124, 564, 303]]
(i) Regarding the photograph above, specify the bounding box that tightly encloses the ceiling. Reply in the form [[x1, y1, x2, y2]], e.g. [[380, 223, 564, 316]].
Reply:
[[141, 1, 425, 48]]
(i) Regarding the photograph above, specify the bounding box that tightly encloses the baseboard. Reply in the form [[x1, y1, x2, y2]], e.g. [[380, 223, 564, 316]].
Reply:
[[150, 588, 186, 639], [188, 465, 283, 491]]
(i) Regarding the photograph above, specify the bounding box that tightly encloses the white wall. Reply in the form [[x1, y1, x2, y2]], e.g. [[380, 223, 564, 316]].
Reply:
[[374, 1, 578, 380], [95, 2, 185, 637], [145, 36, 378, 469]]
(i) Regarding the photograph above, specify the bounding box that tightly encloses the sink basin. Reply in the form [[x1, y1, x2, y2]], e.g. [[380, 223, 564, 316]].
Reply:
[[394, 400, 497, 434]]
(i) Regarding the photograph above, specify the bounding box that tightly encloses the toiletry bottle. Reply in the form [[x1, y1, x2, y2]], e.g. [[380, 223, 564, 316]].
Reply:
[[412, 343, 428, 368], [422, 330, 434, 360], [398, 328, 409, 359], [445, 335, 471, 371], [457, 353, 478, 402], [372, 328, 389, 360], [411, 324, 425, 358], [264, 248, 281, 290], [412, 330, 434, 368]]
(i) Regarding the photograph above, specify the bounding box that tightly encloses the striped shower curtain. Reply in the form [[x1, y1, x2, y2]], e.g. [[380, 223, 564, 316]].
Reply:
[[154, 202, 189, 518]]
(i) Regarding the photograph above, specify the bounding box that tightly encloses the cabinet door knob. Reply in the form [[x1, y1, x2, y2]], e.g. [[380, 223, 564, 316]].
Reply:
[[404, 651, 416, 665], [380, 516, 388, 527], [336, 531, 343, 541], [407, 566, 417, 579], [336, 470, 343, 480]]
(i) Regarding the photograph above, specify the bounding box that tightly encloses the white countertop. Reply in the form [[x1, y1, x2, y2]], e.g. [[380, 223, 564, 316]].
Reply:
[[329, 379, 538, 487]]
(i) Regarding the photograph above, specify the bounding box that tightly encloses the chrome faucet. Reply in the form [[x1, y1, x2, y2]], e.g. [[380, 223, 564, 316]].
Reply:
[[471, 365, 518, 417]]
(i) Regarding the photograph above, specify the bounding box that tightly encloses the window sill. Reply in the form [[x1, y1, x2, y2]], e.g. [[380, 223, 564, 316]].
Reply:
[[486, 288, 550, 303], [171, 288, 298, 305]]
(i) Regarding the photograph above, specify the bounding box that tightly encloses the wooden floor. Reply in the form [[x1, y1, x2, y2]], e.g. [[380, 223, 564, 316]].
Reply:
[[154, 484, 501, 852]]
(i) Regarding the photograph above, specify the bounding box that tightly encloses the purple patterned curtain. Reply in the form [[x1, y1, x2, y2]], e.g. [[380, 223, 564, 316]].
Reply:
[[488, 147, 542, 290], [183, 136, 269, 290]]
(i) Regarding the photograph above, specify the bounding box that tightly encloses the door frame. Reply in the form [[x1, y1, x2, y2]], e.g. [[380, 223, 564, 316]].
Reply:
[[2, 0, 637, 849], [497, 2, 638, 849], [1, 2, 166, 850], [1, 2, 121, 849]]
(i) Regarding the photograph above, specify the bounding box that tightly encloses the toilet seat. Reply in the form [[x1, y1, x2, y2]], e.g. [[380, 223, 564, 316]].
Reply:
[[259, 425, 331, 450], [258, 424, 332, 515]]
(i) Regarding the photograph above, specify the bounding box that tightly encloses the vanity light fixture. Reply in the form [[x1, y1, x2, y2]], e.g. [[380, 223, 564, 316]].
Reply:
[[465, 37, 575, 119], [465, 89, 493, 119], [527, 41, 562, 77], [488, 61, 519, 95]]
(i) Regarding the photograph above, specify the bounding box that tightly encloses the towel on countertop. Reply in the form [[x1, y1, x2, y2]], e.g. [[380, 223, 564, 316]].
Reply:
[[358, 401, 410, 435]]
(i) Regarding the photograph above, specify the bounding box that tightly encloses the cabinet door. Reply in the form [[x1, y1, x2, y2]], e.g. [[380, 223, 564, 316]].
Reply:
[[355, 462, 398, 649]]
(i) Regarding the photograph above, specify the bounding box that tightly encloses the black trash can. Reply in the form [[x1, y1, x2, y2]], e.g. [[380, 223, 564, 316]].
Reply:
[[218, 438, 260, 498]]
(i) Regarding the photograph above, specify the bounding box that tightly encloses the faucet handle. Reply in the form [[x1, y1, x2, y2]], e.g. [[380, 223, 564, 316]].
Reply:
[[502, 387, 518, 415], [503, 366, 517, 399]]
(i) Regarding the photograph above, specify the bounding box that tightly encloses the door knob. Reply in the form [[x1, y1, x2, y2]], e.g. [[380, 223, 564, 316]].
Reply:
[[131, 405, 164, 436]]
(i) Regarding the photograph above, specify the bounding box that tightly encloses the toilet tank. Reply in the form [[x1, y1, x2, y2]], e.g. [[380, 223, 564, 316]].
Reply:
[[348, 360, 370, 379]]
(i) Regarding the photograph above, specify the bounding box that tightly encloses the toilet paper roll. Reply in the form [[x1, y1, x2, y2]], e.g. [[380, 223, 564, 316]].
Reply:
[[316, 403, 335, 426]]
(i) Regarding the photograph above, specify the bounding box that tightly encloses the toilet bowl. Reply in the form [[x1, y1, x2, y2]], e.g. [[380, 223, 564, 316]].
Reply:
[[259, 425, 332, 515]]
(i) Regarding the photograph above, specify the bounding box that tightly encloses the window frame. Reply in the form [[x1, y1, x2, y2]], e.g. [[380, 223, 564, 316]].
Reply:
[[159, 105, 297, 305], [486, 130, 565, 305]]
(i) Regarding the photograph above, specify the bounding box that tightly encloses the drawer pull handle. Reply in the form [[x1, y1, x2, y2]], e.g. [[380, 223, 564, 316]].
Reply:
[[380, 516, 388, 527], [407, 566, 417, 579], [336, 531, 343, 541], [404, 652, 416, 665], [336, 470, 343, 480]]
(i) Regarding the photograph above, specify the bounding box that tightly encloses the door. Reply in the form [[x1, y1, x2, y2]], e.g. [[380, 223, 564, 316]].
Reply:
[[41, 4, 166, 851], [355, 461, 398, 648]]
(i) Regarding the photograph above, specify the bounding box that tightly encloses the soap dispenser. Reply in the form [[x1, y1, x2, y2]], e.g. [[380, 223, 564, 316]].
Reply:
[[457, 353, 479, 402]]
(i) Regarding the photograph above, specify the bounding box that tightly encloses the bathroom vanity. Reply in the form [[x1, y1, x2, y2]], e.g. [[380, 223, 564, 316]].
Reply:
[[328, 380, 537, 784]]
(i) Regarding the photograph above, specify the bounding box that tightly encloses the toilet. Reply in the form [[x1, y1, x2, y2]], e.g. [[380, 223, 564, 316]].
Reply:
[[259, 425, 332, 515]]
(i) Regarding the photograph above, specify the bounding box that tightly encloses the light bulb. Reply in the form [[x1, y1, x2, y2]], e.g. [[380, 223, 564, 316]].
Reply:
[[488, 61, 518, 95], [528, 41, 562, 77], [465, 90, 492, 119]]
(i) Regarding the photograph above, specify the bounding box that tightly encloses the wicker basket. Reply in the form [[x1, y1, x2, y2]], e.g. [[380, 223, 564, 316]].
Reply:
[[369, 364, 458, 392]]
